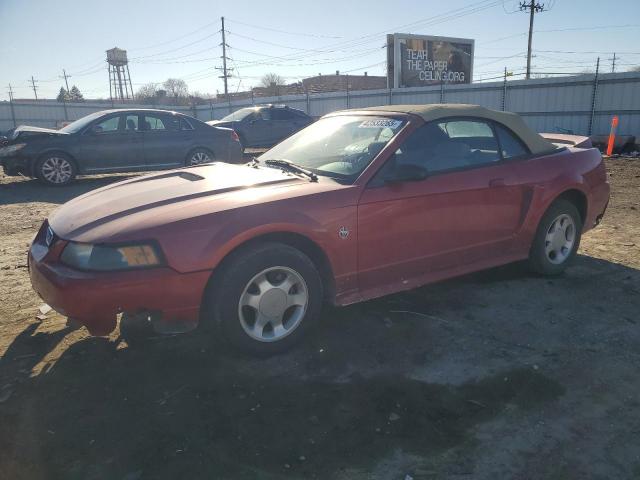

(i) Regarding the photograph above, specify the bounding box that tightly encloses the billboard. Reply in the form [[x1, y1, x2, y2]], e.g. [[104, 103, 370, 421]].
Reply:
[[387, 33, 474, 88]]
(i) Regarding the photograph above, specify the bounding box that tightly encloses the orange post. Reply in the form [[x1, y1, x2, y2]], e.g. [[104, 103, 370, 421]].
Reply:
[[606, 115, 619, 156]]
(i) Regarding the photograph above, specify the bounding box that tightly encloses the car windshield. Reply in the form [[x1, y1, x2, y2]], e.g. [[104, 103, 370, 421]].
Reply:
[[220, 107, 256, 122], [59, 111, 109, 133], [259, 115, 405, 180]]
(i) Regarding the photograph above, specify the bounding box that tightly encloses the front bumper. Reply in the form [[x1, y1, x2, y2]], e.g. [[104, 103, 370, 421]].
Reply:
[[28, 225, 211, 335], [1, 153, 30, 176]]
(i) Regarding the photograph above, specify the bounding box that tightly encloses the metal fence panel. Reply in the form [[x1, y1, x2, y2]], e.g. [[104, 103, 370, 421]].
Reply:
[[2, 71, 639, 136]]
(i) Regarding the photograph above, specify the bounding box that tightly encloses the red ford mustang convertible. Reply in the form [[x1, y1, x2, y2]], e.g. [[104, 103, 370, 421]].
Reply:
[[29, 104, 610, 353]]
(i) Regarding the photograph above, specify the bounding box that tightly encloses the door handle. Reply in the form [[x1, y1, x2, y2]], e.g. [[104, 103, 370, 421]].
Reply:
[[489, 178, 506, 187]]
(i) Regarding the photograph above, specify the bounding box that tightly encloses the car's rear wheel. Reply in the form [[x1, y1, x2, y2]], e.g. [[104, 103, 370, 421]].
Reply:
[[528, 199, 582, 275], [36, 153, 76, 186], [204, 243, 323, 355], [186, 148, 214, 166]]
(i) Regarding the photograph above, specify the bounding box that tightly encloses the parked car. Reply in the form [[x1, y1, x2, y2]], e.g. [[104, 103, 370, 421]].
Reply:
[[0, 109, 243, 185], [207, 104, 313, 149], [29, 104, 610, 354]]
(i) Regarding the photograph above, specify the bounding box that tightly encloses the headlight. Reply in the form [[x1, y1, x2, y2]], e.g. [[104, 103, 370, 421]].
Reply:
[[60, 241, 164, 271], [0, 143, 26, 157]]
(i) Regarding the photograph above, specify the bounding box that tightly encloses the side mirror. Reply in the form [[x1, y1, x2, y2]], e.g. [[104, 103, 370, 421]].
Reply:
[[89, 125, 103, 135], [385, 163, 428, 184]]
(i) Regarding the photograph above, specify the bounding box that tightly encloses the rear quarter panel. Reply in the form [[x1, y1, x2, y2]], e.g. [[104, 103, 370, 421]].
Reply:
[[199, 125, 242, 163], [511, 147, 608, 254]]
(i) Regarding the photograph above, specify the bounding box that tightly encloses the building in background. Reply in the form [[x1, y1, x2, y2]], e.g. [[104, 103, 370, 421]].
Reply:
[[217, 71, 387, 102]]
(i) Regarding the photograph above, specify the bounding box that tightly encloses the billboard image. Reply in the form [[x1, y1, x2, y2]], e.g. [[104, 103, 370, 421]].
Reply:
[[388, 33, 474, 88]]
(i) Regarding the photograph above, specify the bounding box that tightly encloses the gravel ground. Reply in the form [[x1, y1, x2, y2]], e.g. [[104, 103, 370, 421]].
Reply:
[[0, 158, 639, 479]]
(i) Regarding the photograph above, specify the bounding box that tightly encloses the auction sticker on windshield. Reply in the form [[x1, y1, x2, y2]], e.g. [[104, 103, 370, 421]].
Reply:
[[358, 119, 402, 129]]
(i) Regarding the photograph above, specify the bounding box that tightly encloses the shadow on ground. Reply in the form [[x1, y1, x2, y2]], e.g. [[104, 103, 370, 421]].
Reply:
[[1, 254, 638, 479], [0, 175, 137, 206]]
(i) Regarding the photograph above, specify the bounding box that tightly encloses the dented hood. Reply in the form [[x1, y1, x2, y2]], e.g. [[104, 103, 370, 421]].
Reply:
[[12, 125, 69, 141], [48, 162, 309, 242]]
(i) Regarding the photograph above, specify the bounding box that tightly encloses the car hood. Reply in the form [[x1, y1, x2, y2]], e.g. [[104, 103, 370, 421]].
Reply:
[[13, 125, 69, 140], [48, 162, 348, 243]]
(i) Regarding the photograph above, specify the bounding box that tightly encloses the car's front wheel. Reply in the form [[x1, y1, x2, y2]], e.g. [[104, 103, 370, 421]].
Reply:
[[205, 243, 323, 355], [186, 148, 214, 166], [528, 199, 583, 275], [36, 153, 77, 186]]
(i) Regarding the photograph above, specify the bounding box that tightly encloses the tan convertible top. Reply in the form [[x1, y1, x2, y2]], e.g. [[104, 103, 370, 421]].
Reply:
[[355, 104, 557, 155]]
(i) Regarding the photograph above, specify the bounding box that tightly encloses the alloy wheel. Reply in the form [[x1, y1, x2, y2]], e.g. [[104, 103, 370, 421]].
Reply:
[[544, 213, 576, 264], [189, 151, 211, 165], [238, 266, 308, 342], [41, 157, 73, 184]]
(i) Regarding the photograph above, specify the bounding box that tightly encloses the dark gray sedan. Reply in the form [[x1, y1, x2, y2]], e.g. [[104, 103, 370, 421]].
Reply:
[[207, 104, 313, 149], [0, 109, 243, 185]]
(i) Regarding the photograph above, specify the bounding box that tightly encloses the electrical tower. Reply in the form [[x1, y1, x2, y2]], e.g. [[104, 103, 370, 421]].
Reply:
[[520, 1, 546, 79], [215, 16, 233, 100], [106, 47, 134, 102]]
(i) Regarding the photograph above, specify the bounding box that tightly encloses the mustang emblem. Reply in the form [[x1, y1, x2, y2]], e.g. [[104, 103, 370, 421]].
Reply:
[[338, 226, 350, 239]]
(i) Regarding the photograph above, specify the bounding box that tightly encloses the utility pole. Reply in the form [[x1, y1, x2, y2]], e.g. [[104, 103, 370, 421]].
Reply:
[[610, 53, 617, 73], [520, 1, 546, 80], [7, 84, 17, 127], [60, 69, 71, 91], [29, 76, 39, 100], [216, 16, 233, 101]]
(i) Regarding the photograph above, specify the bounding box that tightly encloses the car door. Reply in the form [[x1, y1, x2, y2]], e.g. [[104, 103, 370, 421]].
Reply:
[[241, 109, 274, 147], [271, 108, 302, 144], [357, 119, 525, 294], [75, 113, 144, 172], [141, 113, 188, 168]]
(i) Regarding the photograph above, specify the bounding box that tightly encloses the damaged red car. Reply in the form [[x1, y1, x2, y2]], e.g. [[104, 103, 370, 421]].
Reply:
[[29, 104, 610, 354]]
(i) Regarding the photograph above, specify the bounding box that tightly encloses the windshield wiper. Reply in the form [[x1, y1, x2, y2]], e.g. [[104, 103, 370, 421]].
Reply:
[[263, 159, 318, 182]]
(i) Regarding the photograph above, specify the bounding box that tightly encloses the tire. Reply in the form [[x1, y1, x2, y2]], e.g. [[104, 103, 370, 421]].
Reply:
[[186, 147, 215, 166], [36, 153, 77, 186], [119, 312, 153, 345], [528, 199, 583, 275], [204, 243, 323, 355]]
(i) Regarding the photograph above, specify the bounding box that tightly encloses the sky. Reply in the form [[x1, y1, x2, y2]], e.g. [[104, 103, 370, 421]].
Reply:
[[1, 0, 639, 101]]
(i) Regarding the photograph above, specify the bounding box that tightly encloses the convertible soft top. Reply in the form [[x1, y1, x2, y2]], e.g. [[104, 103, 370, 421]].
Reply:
[[353, 104, 557, 156]]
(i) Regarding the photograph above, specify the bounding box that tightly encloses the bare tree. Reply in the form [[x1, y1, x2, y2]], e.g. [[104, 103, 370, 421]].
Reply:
[[136, 83, 158, 102], [163, 78, 189, 101], [260, 73, 285, 96]]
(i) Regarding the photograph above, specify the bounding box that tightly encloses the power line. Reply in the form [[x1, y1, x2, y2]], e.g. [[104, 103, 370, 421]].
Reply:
[[129, 20, 219, 52], [130, 32, 220, 61], [520, 0, 546, 79], [225, 18, 342, 39]]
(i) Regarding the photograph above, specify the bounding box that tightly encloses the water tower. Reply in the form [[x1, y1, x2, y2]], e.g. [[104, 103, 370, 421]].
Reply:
[[106, 47, 134, 102]]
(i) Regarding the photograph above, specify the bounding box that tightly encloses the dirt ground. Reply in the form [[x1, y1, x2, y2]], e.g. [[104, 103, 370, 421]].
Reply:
[[0, 158, 639, 480]]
